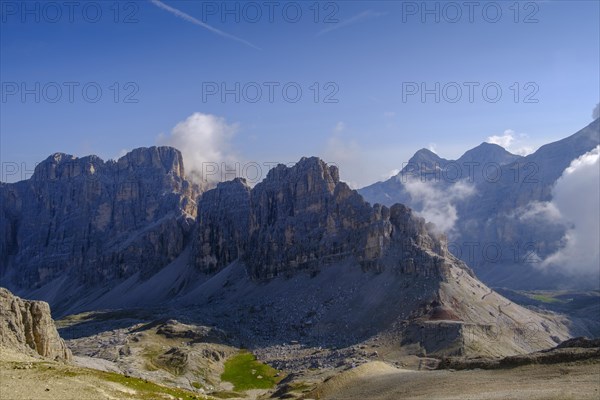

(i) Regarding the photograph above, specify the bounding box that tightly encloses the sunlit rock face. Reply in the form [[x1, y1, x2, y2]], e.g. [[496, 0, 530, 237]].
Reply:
[[0, 287, 71, 360]]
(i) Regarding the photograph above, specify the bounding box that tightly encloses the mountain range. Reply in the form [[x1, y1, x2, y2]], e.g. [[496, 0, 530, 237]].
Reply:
[[1, 119, 599, 361]]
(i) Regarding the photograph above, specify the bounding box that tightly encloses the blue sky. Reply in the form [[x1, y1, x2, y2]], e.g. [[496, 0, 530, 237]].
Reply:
[[1, 0, 599, 186]]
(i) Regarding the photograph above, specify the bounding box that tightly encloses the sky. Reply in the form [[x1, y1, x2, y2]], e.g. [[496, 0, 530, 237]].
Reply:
[[1, 0, 599, 187]]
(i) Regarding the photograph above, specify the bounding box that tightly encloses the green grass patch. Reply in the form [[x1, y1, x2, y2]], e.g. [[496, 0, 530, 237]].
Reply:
[[142, 347, 162, 372], [530, 294, 563, 304], [220, 351, 283, 391], [98, 370, 204, 399]]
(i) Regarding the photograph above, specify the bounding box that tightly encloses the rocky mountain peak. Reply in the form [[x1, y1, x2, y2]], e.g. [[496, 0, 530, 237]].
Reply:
[[29, 146, 187, 184], [403, 148, 449, 174], [194, 157, 460, 280], [1, 146, 199, 299], [32, 152, 102, 182], [263, 157, 340, 193], [116, 146, 186, 179]]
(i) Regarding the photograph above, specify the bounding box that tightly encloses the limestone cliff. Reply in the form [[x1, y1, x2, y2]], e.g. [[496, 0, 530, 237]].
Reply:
[[0, 287, 71, 360], [0, 147, 199, 291], [193, 157, 469, 281]]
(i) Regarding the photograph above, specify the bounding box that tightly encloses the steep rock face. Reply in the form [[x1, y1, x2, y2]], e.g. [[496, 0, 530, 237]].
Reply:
[[0, 147, 199, 291], [193, 178, 251, 274], [193, 157, 467, 281], [0, 287, 71, 360]]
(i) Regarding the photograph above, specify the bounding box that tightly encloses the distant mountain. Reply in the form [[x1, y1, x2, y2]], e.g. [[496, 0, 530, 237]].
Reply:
[[454, 118, 600, 288], [456, 142, 522, 167], [359, 142, 522, 209], [406, 148, 450, 171], [359, 119, 600, 290]]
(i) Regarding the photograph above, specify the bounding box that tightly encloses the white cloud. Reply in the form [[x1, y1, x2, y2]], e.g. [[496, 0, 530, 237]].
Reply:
[[428, 143, 437, 154], [541, 146, 600, 276], [593, 103, 599, 120], [510, 201, 562, 222], [487, 129, 534, 156], [157, 112, 239, 183], [403, 179, 476, 235], [512, 146, 534, 156], [488, 129, 516, 148]]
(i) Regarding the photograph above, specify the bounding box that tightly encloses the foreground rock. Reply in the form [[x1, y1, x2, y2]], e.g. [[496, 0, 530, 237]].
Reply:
[[437, 337, 600, 370], [0, 287, 71, 360]]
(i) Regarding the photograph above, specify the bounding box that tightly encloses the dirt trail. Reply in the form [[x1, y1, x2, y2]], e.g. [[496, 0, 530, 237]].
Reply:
[[309, 360, 600, 400]]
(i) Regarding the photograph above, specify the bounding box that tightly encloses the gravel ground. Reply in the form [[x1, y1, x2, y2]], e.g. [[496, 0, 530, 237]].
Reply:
[[309, 359, 600, 400]]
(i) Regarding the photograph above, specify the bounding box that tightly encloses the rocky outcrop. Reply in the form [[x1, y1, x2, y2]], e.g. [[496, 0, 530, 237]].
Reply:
[[0, 287, 71, 360], [193, 178, 251, 274], [0, 147, 199, 291], [193, 157, 469, 280]]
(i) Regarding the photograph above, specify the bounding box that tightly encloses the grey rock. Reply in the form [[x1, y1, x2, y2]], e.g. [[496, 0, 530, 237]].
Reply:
[[192, 156, 467, 281], [0, 287, 71, 360], [0, 147, 199, 301]]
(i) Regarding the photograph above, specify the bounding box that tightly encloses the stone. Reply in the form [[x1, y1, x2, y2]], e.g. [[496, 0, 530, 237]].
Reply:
[[0, 287, 71, 360]]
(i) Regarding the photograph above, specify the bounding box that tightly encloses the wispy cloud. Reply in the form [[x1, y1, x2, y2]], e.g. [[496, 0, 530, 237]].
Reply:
[[316, 10, 386, 37], [321, 122, 362, 188], [150, 0, 261, 50]]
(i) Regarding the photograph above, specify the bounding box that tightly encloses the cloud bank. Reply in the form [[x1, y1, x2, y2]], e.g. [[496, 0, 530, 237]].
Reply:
[[541, 145, 600, 276]]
